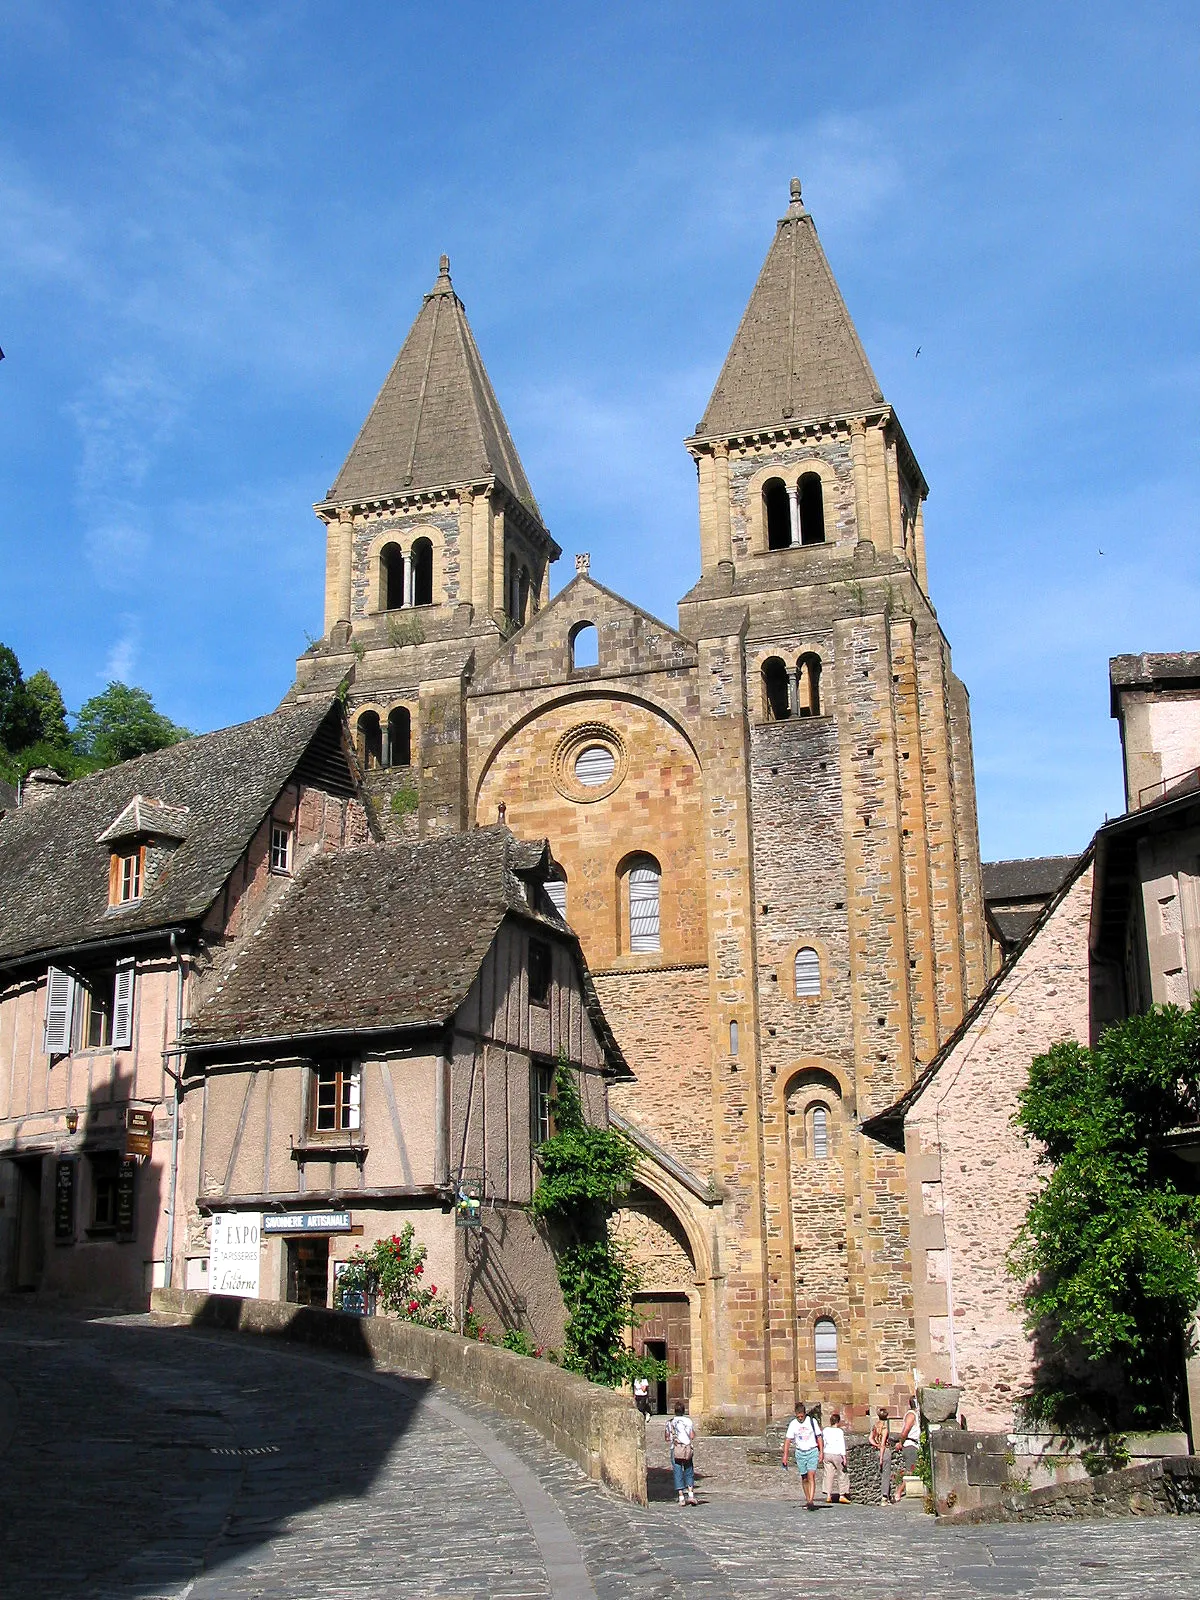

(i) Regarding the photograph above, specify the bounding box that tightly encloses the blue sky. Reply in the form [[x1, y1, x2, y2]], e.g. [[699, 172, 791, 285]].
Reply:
[[1, 2, 1197, 860]]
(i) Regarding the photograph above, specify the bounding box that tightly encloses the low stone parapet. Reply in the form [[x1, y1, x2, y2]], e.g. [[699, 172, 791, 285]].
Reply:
[[150, 1288, 646, 1505], [940, 1457, 1200, 1524]]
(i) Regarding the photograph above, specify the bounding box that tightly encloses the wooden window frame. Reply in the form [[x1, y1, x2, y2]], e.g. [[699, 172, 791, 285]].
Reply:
[[269, 821, 293, 874], [528, 938, 552, 1008], [108, 845, 145, 908], [530, 1060, 555, 1150], [310, 1063, 361, 1135]]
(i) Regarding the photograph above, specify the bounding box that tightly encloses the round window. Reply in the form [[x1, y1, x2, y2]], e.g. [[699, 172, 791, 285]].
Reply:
[[574, 744, 616, 787]]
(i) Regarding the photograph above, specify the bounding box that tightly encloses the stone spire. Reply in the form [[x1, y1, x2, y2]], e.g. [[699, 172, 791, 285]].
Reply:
[[326, 256, 540, 511], [694, 178, 884, 439]]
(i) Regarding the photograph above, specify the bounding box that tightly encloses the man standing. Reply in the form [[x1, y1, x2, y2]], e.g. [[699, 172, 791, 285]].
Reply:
[[782, 1401, 824, 1510]]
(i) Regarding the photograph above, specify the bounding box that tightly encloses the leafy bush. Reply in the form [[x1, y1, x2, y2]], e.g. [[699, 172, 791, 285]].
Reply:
[[335, 1224, 451, 1328], [501, 1328, 543, 1358]]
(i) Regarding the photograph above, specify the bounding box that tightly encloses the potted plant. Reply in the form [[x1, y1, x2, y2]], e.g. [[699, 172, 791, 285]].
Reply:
[[918, 1381, 962, 1425]]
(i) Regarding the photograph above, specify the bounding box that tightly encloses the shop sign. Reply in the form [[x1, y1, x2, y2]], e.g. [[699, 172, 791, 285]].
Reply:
[[125, 1108, 153, 1160], [262, 1211, 352, 1235], [209, 1212, 262, 1297], [54, 1159, 76, 1242], [116, 1158, 136, 1238]]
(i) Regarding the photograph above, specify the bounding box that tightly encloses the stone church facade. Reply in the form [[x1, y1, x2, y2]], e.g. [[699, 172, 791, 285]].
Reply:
[[290, 179, 989, 1428]]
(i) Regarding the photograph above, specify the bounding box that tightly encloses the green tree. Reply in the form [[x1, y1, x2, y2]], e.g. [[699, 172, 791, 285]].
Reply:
[[1009, 999, 1200, 1430], [73, 682, 190, 765], [0, 644, 40, 753], [24, 669, 70, 748]]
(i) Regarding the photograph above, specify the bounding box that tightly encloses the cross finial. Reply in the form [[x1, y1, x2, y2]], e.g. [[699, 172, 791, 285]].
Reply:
[[575, 552, 590, 575], [787, 176, 807, 218], [439, 253, 450, 277]]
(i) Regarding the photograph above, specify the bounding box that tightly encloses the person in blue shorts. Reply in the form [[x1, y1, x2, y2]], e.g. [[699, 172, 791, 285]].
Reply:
[[782, 1400, 824, 1510]]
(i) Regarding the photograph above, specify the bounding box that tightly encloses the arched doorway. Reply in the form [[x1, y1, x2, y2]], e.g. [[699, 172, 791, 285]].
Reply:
[[612, 1181, 697, 1413]]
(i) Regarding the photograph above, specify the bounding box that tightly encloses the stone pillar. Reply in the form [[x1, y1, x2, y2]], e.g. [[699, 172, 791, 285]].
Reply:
[[337, 509, 354, 624], [913, 502, 930, 593], [492, 505, 507, 623], [866, 424, 893, 550], [457, 489, 474, 612], [404, 553, 414, 609], [850, 420, 872, 547], [714, 444, 733, 567], [696, 451, 719, 572], [885, 435, 904, 556], [787, 483, 799, 546], [322, 515, 340, 635], [472, 492, 492, 615]]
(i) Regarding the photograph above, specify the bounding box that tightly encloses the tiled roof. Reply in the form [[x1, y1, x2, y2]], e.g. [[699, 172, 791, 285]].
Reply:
[[0, 778, 16, 814], [982, 855, 1080, 904], [326, 257, 540, 514], [184, 827, 627, 1073], [0, 700, 347, 965], [694, 180, 883, 439], [96, 796, 191, 844]]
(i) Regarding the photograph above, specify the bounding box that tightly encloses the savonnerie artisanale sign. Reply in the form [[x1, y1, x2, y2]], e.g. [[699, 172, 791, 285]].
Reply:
[[262, 1211, 352, 1235], [209, 1212, 262, 1296]]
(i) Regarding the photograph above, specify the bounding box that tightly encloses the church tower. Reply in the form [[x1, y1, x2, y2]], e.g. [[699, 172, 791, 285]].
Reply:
[[294, 255, 559, 835], [679, 178, 987, 1417]]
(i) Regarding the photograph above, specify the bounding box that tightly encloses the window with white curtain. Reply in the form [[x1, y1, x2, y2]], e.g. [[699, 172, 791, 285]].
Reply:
[[811, 1105, 829, 1160], [627, 858, 661, 952], [814, 1318, 838, 1373], [795, 946, 821, 997]]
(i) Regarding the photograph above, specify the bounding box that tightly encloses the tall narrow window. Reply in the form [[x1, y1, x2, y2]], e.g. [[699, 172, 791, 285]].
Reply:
[[531, 1061, 555, 1148], [80, 974, 114, 1049], [795, 946, 821, 997], [387, 707, 412, 768], [108, 847, 144, 907], [357, 711, 382, 770], [811, 1105, 829, 1160], [270, 822, 293, 873], [814, 1318, 838, 1373], [798, 472, 825, 544], [528, 938, 552, 1007], [508, 555, 520, 623], [797, 654, 821, 717], [312, 1064, 361, 1133], [763, 477, 792, 549], [380, 543, 405, 611], [544, 877, 568, 920], [627, 856, 661, 953], [762, 657, 791, 722], [519, 566, 531, 625], [729, 1020, 739, 1056], [411, 538, 434, 606]]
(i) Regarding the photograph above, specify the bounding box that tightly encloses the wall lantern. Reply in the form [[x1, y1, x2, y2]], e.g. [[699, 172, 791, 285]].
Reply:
[[65, 1108, 79, 1134]]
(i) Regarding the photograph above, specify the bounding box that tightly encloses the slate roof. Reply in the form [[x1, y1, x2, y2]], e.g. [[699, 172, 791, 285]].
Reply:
[[694, 179, 884, 439], [96, 796, 191, 844], [0, 700, 348, 966], [183, 826, 628, 1074], [326, 257, 540, 515], [0, 778, 16, 815], [982, 855, 1080, 905]]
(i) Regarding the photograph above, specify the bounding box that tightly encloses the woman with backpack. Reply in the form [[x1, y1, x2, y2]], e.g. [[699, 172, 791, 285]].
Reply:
[[665, 1399, 697, 1506]]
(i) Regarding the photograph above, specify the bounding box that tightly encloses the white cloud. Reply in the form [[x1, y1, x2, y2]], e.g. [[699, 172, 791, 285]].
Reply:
[[104, 616, 140, 685], [68, 359, 182, 498]]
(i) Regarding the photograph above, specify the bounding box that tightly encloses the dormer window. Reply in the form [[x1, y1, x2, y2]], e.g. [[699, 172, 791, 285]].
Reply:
[[108, 847, 144, 908], [270, 822, 293, 874]]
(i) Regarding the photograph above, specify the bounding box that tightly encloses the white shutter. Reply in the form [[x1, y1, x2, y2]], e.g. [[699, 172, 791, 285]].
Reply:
[[43, 967, 76, 1056], [574, 745, 615, 787], [795, 946, 821, 997], [344, 1069, 361, 1131], [814, 1318, 839, 1372], [628, 865, 661, 952], [111, 962, 136, 1050], [544, 879, 568, 920]]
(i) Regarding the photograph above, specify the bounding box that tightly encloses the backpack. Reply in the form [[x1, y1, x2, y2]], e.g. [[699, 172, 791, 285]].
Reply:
[[671, 1418, 694, 1463]]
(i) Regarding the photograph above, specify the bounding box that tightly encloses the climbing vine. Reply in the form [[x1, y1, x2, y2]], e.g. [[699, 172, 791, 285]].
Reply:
[[531, 1054, 667, 1387]]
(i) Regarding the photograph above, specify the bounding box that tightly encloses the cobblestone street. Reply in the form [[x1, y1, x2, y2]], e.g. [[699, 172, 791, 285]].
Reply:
[[2, 1305, 1200, 1600]]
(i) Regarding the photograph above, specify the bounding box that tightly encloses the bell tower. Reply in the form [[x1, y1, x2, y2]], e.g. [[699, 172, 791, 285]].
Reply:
[[679, 178, 987, 1417]]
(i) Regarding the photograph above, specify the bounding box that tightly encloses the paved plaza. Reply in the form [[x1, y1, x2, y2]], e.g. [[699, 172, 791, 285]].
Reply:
[[2, 1306, 1199, 1600]]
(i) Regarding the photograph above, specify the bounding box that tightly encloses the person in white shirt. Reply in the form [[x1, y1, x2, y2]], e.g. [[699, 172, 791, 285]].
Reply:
[[821, 1411, 850, 1503], [632, 1375, 651, 1419], [665, 1400, 697, 1505], [782, 1400, 823, 1510]]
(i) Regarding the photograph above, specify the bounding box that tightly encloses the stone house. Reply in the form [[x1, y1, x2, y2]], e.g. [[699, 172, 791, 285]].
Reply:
[[178, 826, 626, 1340], [0, 699, 370, 1303], [864, 650, 1200, 1437], [287, 178, 991, 1426]]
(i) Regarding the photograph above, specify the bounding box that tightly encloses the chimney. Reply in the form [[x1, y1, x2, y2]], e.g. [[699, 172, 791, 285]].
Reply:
[[20, 767, 70, 809]]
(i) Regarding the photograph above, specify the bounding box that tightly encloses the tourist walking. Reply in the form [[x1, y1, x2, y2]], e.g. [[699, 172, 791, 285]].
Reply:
[[665, 1400, 697, 1506], [897, 1395, 920, 1483], [870, 1407, 893, 1504], [782, 1401, 824, 1510], [821, 1410, 850, 1503], [633, 1374, 652, 1419]]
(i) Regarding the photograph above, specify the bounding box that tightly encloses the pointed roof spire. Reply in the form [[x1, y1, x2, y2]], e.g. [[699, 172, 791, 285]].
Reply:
[[327, 257, 540, 511], [694, 177, 884, 438]]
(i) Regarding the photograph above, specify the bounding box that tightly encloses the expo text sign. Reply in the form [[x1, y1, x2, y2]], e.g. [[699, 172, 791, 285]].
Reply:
[[209, 1213, 262, 1297]]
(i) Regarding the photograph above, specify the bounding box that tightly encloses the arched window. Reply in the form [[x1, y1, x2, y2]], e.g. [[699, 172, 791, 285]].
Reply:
[[357, 710, 382, 770], [797, 654, 821, 717], [411, 538, 433, 606], [811, 1105, 829, 1160], [387, 707, 411, 768], [544, 874, 567, 920], [762, 656, 791, 722], [625, 855, 661, 953], [518, 566, 531, 625], [798, 472, 825, 545], [763, 477, 792, 550], [570, 621, 598, 670], [380, 543, 405, 611], [795, 946, 821, 997], [507, 555, 520, 623], [814, 1318, 838, 1373]]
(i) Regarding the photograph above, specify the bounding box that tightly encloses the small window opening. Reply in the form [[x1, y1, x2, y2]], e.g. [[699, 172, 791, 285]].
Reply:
[[814, 1317, 838, 1373], [626, 856, 662, 953], [380, 542, 405, 611], [519, 566, 531, 625], [312, 1064, 361, 1133], [811, 1105, 829, 1160], [109, 847, 144, 907], [269, 822, 293, 873], [411, 538, 433, 606], [798, 472, 825, 545], [544, 876, 568, 920], [80, 973, 114, 1049], [387, 707, 412, 768], [763, 477, 792, 549], [795, 946, 821, 998], [357, 711, 382, 770], [528, 938, 552, 1007], [729, 1020, 739, 1056], [570, 621, 599, 670], [531, 1061, 555, 1148], [797, 654, 821, 717], [762, 656, 791, 722]]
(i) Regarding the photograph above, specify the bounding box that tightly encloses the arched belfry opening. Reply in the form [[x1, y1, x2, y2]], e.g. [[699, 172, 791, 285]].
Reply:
[[797, 654, 821, 717], [569, 621, 598, 670], [387, 707, 411, 768], [799, 472, 825, 545], [411, 539, 433, 606], [762, 656, 791, 721], [764, 477, 791, 550], [380, 543, 405, 611], [356, 711, 382, 770]]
